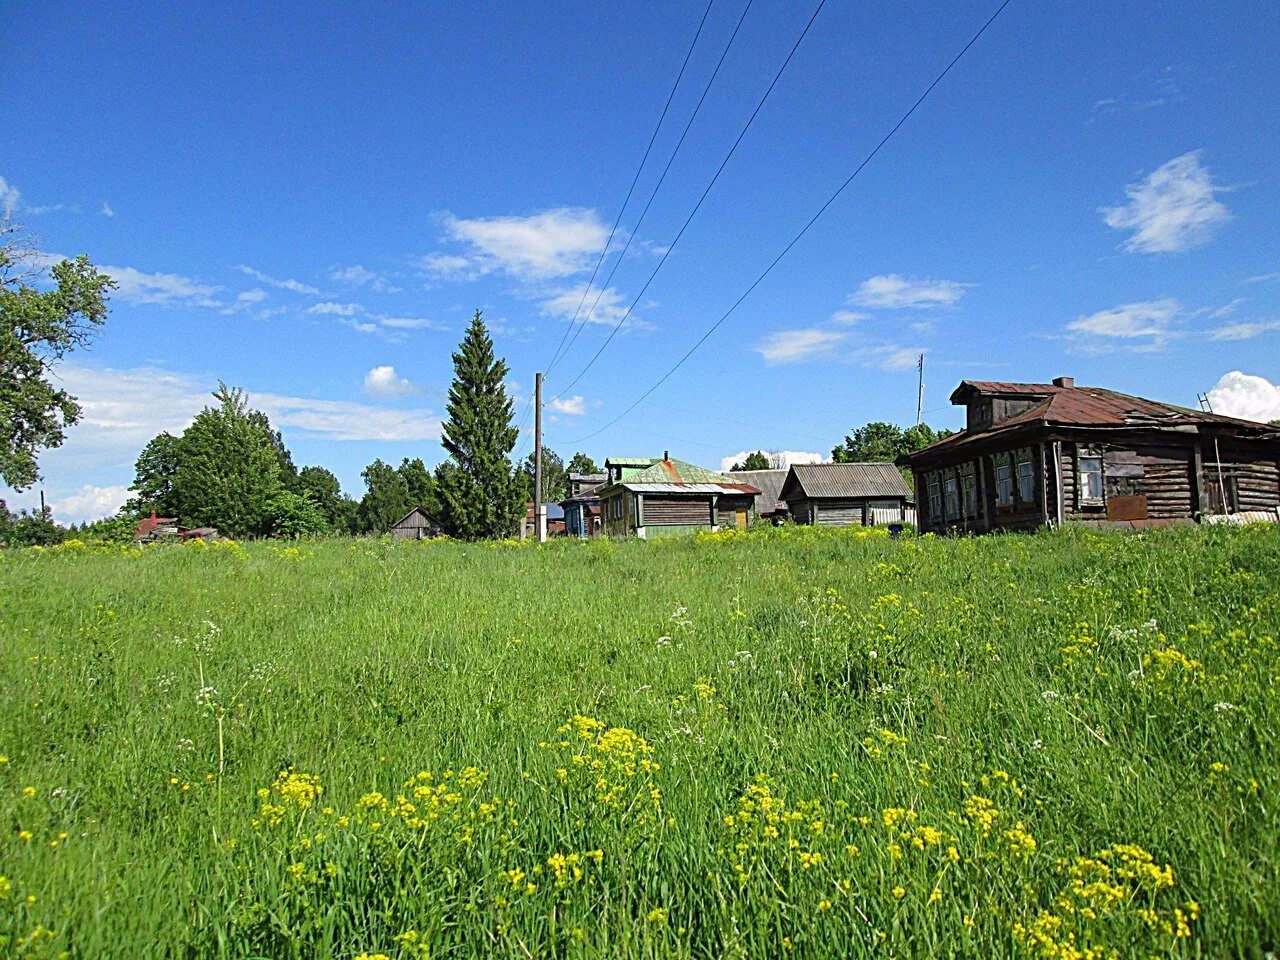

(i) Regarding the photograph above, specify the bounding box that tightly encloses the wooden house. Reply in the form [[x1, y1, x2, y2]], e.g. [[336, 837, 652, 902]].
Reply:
[[390, 506, 444, 540], [520, 502, 566, 539], [727, 469, 790, 524], [597, 454, 759, 538], [778, 463, 914, 526], [561, 471, 606, 539], [899, 377, 1280, 534]]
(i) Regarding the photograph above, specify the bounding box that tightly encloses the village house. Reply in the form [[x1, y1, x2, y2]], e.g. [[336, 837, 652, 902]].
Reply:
[[727, 469, 790, 524], [778, 463, 915, 527], [598, 454, 759, 538], [390, 506, 444, 540], [561, 471, 606, 539], [899, 377, 1280, 534], [520, 502, 566, 539], [134, 510, 218, 542]]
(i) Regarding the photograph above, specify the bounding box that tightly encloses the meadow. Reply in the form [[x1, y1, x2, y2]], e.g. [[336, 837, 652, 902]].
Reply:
[[1, 524, 1277, 958]]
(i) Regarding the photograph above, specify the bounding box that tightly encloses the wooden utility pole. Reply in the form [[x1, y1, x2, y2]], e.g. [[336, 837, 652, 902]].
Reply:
[[915, 353, 925, 426], [534, 372, 545, 543]]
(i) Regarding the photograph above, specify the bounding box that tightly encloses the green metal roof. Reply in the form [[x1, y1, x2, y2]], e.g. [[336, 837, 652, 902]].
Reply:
[[625, 458, 740, 485], [605, 457, 660, 467]]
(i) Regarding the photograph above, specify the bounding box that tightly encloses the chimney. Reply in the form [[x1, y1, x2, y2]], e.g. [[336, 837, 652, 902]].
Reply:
[[1053, 376, 1075, 388], [663, 450, 669, 461], [150, 510, 157, 519]]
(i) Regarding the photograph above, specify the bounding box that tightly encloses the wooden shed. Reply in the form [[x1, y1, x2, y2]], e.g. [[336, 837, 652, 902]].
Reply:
[[728, 469, 790, 523], [779, 463, 913, 526], [390, 506, 444, 540], [597, 455, 759, 538], [899, 377, 1280, 534]]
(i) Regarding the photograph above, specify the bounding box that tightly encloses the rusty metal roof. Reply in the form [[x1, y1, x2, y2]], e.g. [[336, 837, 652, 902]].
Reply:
[[780, 463, 911, 501], [950, 380, 1061, 402], [605, 458, 760, 496], [618, 482, 761, 495], [903, 382, 1280, 464]]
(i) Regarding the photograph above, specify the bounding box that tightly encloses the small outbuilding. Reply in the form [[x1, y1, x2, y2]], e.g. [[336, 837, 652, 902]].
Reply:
[[728, 469, 790, 524], [561, 471, 606, 539], [390, 506, 444, 540], [779, 463, 914, 526]]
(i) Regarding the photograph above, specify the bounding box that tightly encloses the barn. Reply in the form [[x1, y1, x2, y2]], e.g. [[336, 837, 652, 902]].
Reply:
[[778, 463, 914, 527], [390, 507, 444, 540]]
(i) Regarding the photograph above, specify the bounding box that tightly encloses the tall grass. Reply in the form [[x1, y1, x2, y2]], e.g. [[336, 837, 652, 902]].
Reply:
[[1, 525, 1276, 958]]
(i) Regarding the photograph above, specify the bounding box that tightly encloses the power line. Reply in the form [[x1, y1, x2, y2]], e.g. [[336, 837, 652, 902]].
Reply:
[[548, 0, 828, 405], [558, 0, 1014, 446], [543, 0, 717, 374], [549, 0, 756, 374]]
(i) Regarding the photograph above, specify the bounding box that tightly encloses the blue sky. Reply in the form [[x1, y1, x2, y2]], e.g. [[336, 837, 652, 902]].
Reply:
[[4, 0, 1279, 522]]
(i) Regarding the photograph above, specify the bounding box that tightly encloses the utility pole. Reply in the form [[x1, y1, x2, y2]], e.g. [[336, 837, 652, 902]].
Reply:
[[534, 372, 545, 543], [915, 353, 925, 427]]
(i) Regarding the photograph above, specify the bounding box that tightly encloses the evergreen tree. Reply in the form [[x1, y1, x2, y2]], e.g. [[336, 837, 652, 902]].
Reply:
[[434, 311, 524, 540]]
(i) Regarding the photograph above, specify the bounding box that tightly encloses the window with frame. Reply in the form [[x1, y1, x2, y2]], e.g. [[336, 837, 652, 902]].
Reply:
[[1203, 465, 1239, 515], [961, 467, 978, 517], [1078, 451, 1104, 504], [995, 461, 1013, 507], [944, 475, 959, 518], [1016, 453, 1035, 503], [927, 474, 942, 521]]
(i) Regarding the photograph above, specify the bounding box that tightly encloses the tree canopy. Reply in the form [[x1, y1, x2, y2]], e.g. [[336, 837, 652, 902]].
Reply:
[[519, 447, 566, 503], [831, 421, 953, 463], [0, 222, 115, 489], [731, 451, 771, 471], [566, 452, 600, 475]]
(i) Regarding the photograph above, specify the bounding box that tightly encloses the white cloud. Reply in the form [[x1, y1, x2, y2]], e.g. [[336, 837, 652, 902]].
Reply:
[[363, 365, 419, 397], [1205, 371, 1280, 423], [541, 284, 641, 327], [427, 208, 610, 280], [377, 315, 448, 331], [237, 264, 321, 296], [23, 204, 65, 215], [330, 264, 399, 293], [0, 175, 19, 217], [720, 450, 824, 472], [1101, 150, 1230, 253], [237, 288, 268, 304], [547, 395, 586, 416], [101, 201, 114, 218], [102, 265, 222, 307], [851, 274, 967, 309], [1065, 298, 1181, 350], [254, 393, 441, 441], [1244, 271, 1280, 284], [308, 301, 363, 316], [867, 345, 924, 371], [755, 328, 849, 364], [829, 310, 866, 326], [1210, 320, 1280, 341], [49, 484, 131, 525]]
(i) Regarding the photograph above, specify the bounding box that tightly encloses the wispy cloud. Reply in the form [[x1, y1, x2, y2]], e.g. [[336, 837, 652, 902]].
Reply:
[[101, 201, 115, 218], [308, 301, 363, 317], [1065, 298, 1181, 351], [866, 345, 924, 371], [0, 175, 19, 217], [850, 274, 967, 309], [755, 328, 849, 364], [424, 208, 611, 280], [377, 316, 448, 331], [1210, 320, 1280, 342], [1101, 151, 1230, 253], [363, 365, 420, 398], [1206, 371, 1280, 423], [102, 265, 222, 307], [237, 264, 322, 296], [546, 395, 586, 416], [540, 283, 649, 329], [330, 264, 400, 293], [1244, 271, 1280, 284]]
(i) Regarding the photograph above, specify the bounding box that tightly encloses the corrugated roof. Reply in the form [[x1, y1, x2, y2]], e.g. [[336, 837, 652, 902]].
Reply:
[[607, 458, 760, 496], [780, 463, 912, 501], [903, 382, 1280, 464], [605, 457, 659, 467], [729, 469, 789, 513], [619, 482, 760, 494]]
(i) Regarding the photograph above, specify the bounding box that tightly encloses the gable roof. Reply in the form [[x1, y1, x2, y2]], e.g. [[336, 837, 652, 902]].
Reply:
[[780, 463, 912, 501], [391, 506, 440, 527], [903, 381, 1280, 464], [729, 469, 789, 514], [605, 457, 660, 468], [608, 457, 760, 495]]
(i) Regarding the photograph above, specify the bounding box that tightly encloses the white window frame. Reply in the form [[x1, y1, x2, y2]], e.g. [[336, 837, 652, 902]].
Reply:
[[995, 459, 1013, 507], [928, 474, 942, 522], [1078, 449, 1104, 505], [944, 475, 959, 519]]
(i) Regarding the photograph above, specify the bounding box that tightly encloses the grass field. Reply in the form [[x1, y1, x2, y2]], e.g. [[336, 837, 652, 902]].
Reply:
[[1, 525, 1277, 958]]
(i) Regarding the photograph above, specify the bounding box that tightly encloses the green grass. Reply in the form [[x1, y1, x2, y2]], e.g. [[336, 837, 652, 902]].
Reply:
[[1, 525, 1277, 958]]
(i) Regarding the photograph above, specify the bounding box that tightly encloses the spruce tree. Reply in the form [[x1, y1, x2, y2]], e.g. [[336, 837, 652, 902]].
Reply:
[[434, 311, 524, 539]]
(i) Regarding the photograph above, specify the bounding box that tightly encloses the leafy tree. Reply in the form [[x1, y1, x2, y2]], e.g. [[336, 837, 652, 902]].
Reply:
[[0, 502, 65, 547], [251, 409, 300, 491], [128, 431, 181, 515], [297, 465, 356, 532], [266, 490, 327, 538], [832, 420, 954, 489], [519, 447, 566, 502], [398, 457, 440, 515], [170, 384, 284, 537], [566, 452, 600, 475], [0, 222, 115, 489], [433, 311, 525, 540], [731, 451, 770, 471], [357, 458, 411, 534]]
